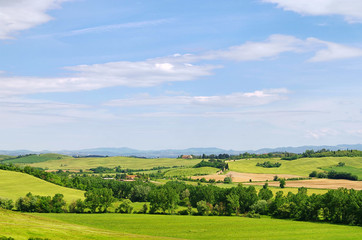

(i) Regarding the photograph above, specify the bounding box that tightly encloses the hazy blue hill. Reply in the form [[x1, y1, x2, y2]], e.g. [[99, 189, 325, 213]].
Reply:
[[0, 144, 361, 158]]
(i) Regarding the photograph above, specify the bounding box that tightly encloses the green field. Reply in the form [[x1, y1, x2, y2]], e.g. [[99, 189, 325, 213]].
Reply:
[[2, 153, 68, 164], [164, 167, 219, 177], [229, 157, 362, 177], [321, 165, 362, 179], [38, 213, 362, 240], [0, 209, 160, 240], [29, 156, 201, 171], [0, 169, 84, 202]]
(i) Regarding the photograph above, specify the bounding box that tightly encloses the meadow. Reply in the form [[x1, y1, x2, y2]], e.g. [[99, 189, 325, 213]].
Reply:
[[39, 213, 362, 240], [0, 209, 159, 240], [228, 157, 362, 177], [0, 169, 84, 202], [28, 156, 201, 171]]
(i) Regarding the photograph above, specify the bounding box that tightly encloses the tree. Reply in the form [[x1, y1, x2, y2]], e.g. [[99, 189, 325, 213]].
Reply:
[[149, 186, 179, 214], [258, 183, 273, 200], [84, 188, 115, 213], [197, 200, 211, 216], [51, 193, 66, 213], [116, 199, 133, 213], [279, 178, 286, 188], [224, 176, 232, 184]]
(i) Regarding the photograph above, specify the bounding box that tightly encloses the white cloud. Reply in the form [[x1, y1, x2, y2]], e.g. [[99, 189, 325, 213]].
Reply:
[[0, 0, 69, 39], [1, 35, 361, 96], [0, 60, 217, 95], [307, 38, 362, 62], [263, 0, 362, 23], [104, 88, 289, 108], [199, 34, 305, 61], [173, 34, 362, 62]]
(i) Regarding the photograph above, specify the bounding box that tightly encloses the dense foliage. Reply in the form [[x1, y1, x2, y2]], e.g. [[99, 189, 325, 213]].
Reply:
[[193, 159, 228, 170], [256, 161, 281, 168]]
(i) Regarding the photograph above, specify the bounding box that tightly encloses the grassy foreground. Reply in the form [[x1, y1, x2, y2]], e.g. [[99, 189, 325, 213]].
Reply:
[[0, 169, 84, 202], [0, 209, 161, 240], [39, 213, 362, 240], [229, 157, 362, 177]]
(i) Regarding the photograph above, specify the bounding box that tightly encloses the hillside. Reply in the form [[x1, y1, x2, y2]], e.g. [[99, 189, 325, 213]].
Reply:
[[29, 156, 201, 171], [1, 153, 68, 164], [228, 156, 362, 177], [0, 169, 84, 202]]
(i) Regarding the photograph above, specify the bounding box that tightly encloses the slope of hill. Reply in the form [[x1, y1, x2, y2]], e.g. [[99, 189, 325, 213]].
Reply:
[[2, 153, 68, 164], [228, 156, 362, 177], [0, 169, 84, 202], [29, 156, 201, 171]]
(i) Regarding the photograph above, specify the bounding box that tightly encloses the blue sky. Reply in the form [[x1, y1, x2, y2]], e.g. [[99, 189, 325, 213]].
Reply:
[[0, 0, 361, 151]]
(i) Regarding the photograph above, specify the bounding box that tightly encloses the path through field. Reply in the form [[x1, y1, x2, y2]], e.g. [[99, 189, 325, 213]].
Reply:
[[244, 179, 362, 190], [191, 171, 302, 182]]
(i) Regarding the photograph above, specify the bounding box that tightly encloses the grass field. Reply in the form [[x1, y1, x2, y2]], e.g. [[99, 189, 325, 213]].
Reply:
[[29, 156, 201, 171], [0, 169, 84, 202], [228, 157, 362, 177], [2, 153, 68, 164], [164, 167, 219, 177], [40, 213, 362, 240], [0, 209, 161, 240]]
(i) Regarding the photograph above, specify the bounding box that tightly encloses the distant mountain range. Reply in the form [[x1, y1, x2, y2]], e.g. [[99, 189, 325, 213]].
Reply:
[[0, 144, 361, 158]]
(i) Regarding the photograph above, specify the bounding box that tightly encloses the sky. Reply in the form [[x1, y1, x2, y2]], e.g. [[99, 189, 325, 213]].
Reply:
[[0, 0, 361, 151]]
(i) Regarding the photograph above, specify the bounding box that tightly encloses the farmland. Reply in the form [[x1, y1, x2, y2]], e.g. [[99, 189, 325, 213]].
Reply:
[[40, 213, 362, 240], [228, 157, 362, 177], [0, 169, 84, 202], [28, 155, 200, 171]]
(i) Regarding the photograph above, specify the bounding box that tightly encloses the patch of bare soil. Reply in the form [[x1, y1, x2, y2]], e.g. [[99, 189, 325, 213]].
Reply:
[[244, 179, 362, 190], [191, 171, 302, 182]]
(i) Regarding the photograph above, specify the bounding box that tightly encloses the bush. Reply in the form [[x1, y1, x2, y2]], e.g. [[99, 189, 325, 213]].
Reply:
[[250, 200, 268, 214], [116, 199, 133, 214], [256, 161, 281, 168], [317, 172, 328, 178], [0, 198, 14, 210], [224, 176, 232, 184], [309, 171, 317, 177]]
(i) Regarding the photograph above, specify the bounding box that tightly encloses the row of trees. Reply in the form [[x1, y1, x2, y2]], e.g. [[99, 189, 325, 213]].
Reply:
[[309, 170, 358, 181], [1, 180, 361, 226]]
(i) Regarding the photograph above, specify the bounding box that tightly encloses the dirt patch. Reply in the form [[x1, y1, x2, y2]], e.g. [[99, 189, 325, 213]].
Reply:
[[191, 171, 302, 182], [244, 179, 362, 190]]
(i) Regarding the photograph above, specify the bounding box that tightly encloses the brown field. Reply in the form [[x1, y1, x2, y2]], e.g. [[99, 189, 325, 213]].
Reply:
[[244, 179, 362, 190], [191, 171, 302, 182]]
